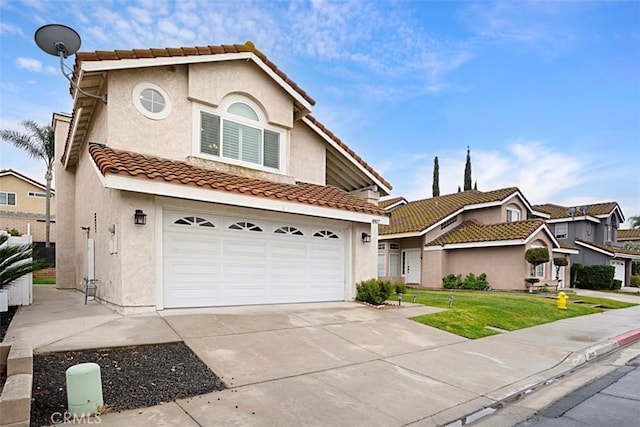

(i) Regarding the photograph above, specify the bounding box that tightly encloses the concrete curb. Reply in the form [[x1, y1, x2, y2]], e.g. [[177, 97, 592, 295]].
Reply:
[[612, 328, 640, 347]]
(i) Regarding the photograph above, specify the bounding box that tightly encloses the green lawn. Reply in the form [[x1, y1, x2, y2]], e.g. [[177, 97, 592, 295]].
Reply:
[[33, 277, 56, 285], [405, 290, 636, 339]]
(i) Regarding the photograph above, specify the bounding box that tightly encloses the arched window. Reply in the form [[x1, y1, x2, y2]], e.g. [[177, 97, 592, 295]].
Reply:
[[228, 221, 263, 232], [198, 97, 281, 170], [174, 216, 215, 228], [313, 230, 339, 239], [506, 204, 521, 222], [274, 226, 303, 236]]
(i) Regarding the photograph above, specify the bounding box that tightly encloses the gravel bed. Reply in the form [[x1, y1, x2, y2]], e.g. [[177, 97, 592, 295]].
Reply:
[[0, 305, 19, 342], [31, 342, 226, 426]]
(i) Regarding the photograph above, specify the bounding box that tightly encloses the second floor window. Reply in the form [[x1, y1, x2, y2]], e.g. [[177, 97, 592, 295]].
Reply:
[[199, 101, 281, 170], [555, 223, 568, 239], [506, 207, 521, 222], [0, 192, 16, 206]]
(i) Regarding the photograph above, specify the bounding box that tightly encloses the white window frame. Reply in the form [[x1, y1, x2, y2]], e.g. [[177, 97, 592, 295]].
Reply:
[[0, 192, 16, 206], [530, 243, 547, 278], [132, 82, 172, 120], [506, 207, 521, 222], [555, 223, 568, 239], [192, 96, 286, 174], [377, 253, 386, 277]]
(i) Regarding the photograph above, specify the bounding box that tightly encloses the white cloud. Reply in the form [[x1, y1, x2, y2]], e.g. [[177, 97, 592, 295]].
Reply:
[[0, 22, 24, 36], [15, 57, 43, 72]]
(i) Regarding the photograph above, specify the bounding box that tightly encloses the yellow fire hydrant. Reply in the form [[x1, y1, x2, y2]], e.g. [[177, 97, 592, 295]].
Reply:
[[557, 292, 568, 310]]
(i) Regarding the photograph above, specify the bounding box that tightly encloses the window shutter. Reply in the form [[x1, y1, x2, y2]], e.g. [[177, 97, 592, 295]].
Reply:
[[200, 112, 220, 156], [240, 124, 261, 164], [223, 120, 240, 160], [263, 130, 280, 169]]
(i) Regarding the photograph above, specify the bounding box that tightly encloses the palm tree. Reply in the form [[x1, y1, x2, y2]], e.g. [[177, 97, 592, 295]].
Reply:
[[0, 233, 48, 290], [0, 121, 55, 247]]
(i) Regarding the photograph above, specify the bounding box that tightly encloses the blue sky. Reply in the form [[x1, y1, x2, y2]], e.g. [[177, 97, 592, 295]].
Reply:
[[1, 0, 639, 225]]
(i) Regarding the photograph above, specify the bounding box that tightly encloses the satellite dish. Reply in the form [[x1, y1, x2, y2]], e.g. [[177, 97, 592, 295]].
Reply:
[[567, 207, 576, 216], [34, 24, 81, 58], [578, 206, 587, 215]]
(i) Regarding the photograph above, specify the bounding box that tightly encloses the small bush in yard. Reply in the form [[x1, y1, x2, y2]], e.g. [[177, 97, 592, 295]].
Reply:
[[631, 274, 640, 288], [461, 273, 489, 290], [442, 274, 462, 289], [356, 279, 393, 305], [613, 279, 622, 290], [575, 265, 615, 290], [394, 283, 407, 295]]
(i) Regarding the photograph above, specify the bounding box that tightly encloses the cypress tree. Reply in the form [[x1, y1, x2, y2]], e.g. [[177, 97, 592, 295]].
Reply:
[[457, 185, 461, 193], [432, 156, 440, 197], [464, 146, 472, 191], [474, 181, 477, 190]]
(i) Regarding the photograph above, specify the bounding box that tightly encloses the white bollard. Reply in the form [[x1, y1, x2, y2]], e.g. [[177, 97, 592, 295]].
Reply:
[[65, 362, 104, 417]]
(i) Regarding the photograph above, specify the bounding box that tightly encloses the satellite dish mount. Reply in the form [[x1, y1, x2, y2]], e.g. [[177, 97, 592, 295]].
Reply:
[[34, 24, 107, 104]]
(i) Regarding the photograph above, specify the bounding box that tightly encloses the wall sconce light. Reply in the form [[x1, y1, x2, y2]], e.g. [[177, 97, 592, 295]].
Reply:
[[134, 209, 147, 225], [361, 232, 371, 243]]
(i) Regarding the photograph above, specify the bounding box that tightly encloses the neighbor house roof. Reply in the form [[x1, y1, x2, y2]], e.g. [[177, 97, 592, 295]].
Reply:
[[88, 143, 385, 217], [380, 187, 524, 236], [618, 229, 640, 241], [575, 239, 640, 260], [379, 196, 408, 210], [534, 202, 621, 220], [426, 219, 548, 247], [0, 169, 55, 193]]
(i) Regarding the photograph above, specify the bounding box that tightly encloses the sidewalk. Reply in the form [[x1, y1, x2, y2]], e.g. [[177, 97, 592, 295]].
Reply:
[[5, 286, 640, 426]]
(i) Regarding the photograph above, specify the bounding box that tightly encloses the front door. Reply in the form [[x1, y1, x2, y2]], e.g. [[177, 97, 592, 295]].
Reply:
[[403, 249, 421, 284]]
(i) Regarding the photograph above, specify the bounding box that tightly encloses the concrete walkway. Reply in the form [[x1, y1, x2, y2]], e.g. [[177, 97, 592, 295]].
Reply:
[[5, 286, 640, 426]]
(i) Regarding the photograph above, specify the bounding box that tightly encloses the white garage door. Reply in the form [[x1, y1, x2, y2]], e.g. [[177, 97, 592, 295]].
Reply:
[[610, 260, 625, 285], [163, 210, 346, 308]]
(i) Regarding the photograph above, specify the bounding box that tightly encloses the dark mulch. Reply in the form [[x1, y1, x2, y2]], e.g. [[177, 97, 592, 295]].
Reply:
[[31, 342, 226, 426], [1, 305, 19, 342]]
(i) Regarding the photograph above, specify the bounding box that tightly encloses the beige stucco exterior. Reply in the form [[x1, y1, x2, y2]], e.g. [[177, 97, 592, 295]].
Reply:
[[379, 198, 565, 291], [55, 56, 383, 313]]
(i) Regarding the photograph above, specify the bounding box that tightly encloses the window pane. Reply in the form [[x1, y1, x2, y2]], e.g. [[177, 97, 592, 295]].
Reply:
[[389, 253, 399, 277], [140, 89, 165, 113], [228, 102, 259, 121], [0, 192, 6, 204], [223, 120, 240, 159], [240, 124, 261, 164], [264, 130, 279, 169], [8, 193, 15, 205], [377, 254, 386, 277], [201, 112, 220, 156]]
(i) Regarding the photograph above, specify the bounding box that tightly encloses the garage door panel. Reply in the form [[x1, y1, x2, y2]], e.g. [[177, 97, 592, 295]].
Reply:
[[163, 210, 346, 308]]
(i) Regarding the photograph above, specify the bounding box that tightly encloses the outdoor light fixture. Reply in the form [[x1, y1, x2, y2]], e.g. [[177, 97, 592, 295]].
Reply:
[[134, 209, 147, 225], [361, 232, 371, 243], [34, 24, 107, 104]]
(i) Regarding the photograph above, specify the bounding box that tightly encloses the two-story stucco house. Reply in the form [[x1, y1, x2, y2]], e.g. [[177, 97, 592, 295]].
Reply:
[[0, 169, 56, 243], [533, 202, 640, 287], [53, 42, 390, 314], [378, 188, 576, 290]]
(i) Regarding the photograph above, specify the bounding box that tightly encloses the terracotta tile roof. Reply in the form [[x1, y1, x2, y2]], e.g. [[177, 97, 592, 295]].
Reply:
[[88, 143, 384, 216], [380, 187, 520, 235], [73, 41, 315, 106], [533, 202, 619, 219], [305, 115, 392, 191], [379, 196, 407, 209], [426, 219, 546, 246], [618, 229, 640, 240], [575, 239, 640, 258]]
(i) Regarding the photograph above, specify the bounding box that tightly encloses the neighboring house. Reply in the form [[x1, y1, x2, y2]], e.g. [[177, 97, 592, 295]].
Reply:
[[378, 188, 575, 290], [533, 203, 640, 287], [52, 42, 391, 314], [0, 169, 56, 243]]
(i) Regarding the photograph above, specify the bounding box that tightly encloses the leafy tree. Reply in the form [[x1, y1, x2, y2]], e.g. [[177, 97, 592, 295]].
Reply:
[[0, 121, 55, 247], [463, 146, 472, 191], [630, 215, 640, 229], [553, 257, 568, 282], [432, 156, 440, 197], [525, 247, 549, 275]]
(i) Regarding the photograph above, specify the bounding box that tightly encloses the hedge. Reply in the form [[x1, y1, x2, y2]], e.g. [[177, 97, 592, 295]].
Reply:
[[575, 265, 615, 290]]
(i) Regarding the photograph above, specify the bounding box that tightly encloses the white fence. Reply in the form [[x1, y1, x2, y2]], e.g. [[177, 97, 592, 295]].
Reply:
[[0, 233, 33, 311]]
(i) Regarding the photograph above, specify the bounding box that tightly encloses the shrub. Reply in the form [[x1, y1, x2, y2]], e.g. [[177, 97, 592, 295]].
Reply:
[[461, 272, 489, 290], [575, 265, 615, 290], [630, 274, 640, 287], [553, 257, 569, 267], [442, 274, 462, 289], [613, 279, 622, 290], [394, 283, 407, 295], [356, 279, 393, 305], [525, 247, 549, 270], [570, 263, 584, 287]]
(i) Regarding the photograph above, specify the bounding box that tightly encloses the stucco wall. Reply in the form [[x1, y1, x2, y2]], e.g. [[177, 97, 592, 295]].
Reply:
[[422, 250, 445, 288], [289, 122, 326, 185], [53, 115, 75, 288], [443, 246, 526, 290], [0, 175, 55, 215]]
